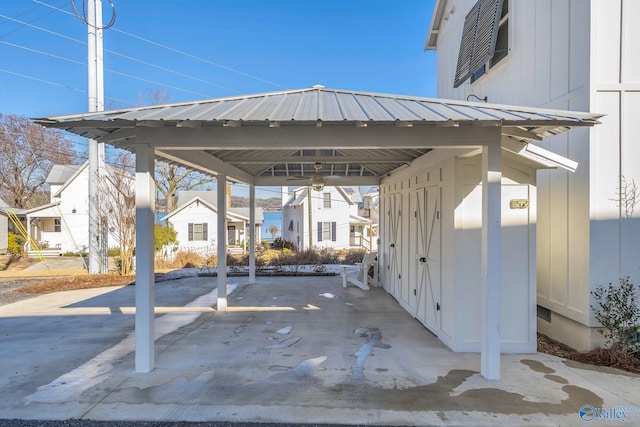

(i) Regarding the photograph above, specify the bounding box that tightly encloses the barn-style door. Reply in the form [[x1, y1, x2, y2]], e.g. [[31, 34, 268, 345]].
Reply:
[[386, 193, 403, 296], [414, 186, 441, 333]]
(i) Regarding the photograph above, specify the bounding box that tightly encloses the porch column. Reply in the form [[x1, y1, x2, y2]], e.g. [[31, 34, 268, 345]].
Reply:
[[217, 175, 228, 311], [481, 141, 502, 380], [135, 143, 155, 373], [249, 184, 256, 284]]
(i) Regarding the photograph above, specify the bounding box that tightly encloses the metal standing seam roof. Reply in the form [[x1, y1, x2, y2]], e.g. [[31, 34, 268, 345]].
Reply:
[[37, 86, 601, 131], [34, 86, 603, 185]]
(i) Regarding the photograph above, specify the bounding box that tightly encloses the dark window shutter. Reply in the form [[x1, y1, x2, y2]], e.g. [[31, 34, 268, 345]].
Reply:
[[454, 0, 504, 88], [454, 1, 481, 88], [317, 221, 322, 241], [188, 223, 193, 241], [331, 222, 337, 242], [470, 0, 503, 72], [202, 223, 208, 241]]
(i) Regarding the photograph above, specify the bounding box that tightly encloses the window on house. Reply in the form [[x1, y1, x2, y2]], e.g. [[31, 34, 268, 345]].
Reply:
[[454, 0, 508, 88], [288, 219, 294, 231], [323, 192, 331, 208], [188, 223, 208, 241], [54, 218, 61, 232], [317, 221, 337, 242]]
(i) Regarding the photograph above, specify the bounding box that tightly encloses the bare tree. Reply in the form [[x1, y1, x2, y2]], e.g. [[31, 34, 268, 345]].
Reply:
[[0, 114, 77, 208], [138, 87, 215, 213], [267, 224, 280, 240], [100, 152, 136, 275]]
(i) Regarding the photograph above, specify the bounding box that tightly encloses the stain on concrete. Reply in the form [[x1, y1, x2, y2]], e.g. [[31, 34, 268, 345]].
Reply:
[[109, 358, 603, 416], [352, 327, 391, 383], [262, 336, 301, 350], [521, 359, 555, 374], [544, 374, 568, 384]]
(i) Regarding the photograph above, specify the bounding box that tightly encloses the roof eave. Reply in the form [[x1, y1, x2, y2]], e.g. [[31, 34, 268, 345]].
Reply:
[[425, 0, 447, 50]]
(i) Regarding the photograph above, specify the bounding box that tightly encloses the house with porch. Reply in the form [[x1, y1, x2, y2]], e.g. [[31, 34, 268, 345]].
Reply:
[[37, 86, 600, 379], [24, 162, 124, 257], [24, 163, 91, 256], [163, 190, 263, 255], [281, 185, 373, 252], [426, 0, 640, 352]]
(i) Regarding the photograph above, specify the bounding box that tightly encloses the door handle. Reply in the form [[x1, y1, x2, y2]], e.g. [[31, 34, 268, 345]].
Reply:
[[419, 257, 426, 263], [390, 243, 395, 248]]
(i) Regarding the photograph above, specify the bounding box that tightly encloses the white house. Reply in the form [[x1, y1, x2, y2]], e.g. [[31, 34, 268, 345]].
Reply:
[[359, 188, 379, 251], [426, 0, 640, 351], [24, 162, 125, 257], [281, 186, 373, 252], [164, 191, 263, 255], [25, 163, 91, 256]]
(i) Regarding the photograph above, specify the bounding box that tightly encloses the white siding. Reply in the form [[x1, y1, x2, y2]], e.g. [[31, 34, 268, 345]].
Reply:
[[381, 150, 537, 353], [432, 0, 640, 347]]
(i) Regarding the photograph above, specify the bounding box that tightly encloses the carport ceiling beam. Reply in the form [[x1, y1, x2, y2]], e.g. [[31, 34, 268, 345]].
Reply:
[[155, 149, 254, 185], [255, 176, 380, 186], [228, 154, 416, 164], [141, 126, 500, 150]]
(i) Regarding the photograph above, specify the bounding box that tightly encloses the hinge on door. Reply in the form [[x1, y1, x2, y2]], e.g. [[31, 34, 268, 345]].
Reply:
[[398, 274, 401, 279], [436, 302, 441, 311], [414, 211, 417, 218], [437, 211, 440, 219], [413, 289, 417, 296]]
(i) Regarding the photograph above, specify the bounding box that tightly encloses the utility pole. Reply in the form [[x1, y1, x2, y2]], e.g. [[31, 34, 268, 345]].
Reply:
[[85, 0, 108, 274]]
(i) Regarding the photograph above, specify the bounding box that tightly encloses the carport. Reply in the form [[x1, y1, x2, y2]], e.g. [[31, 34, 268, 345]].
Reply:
[[36, 86, 601, 379]]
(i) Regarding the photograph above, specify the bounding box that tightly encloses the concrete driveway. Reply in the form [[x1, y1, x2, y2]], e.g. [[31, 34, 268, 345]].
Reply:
[[0, 275, 638, 426]]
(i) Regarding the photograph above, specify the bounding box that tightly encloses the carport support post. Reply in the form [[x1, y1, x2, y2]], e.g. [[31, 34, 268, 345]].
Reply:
[[249, 184, 256, 284], [134, 143, 155, 373], [481, 141, 502, 380], [217, 174, 228, 311]]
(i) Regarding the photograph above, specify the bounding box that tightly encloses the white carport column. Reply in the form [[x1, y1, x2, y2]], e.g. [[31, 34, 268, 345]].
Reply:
[[134, 143, 156, 373], [481, 141, 502, 380], [249, 184, 256, 284], [217, 175, 228, 311]]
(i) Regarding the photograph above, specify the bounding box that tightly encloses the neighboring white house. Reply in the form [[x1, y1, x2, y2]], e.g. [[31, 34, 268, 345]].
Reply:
[[281, 186, 373, 252], [25, 163, 91, 256], [426, 0, 640, 351], [163, 190, 264, 255], [359, 188, 379, 251], [24, 162, 125, 257]]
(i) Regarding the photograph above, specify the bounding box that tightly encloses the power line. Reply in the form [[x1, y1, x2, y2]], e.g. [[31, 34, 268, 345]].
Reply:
[[32, 0, 289, 89], [0, 14, 236, 98], [0, 68, 134, 107]]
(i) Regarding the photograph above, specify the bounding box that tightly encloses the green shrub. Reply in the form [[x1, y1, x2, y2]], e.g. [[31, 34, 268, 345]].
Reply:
[[155, 223, 178, 252], [7, 232, 23, 256], [591, 277, 640, 355], [282, 247, 292, 256]]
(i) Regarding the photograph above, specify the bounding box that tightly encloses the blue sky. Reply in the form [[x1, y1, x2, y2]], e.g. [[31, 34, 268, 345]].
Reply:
[[0, 0, 438, 199]]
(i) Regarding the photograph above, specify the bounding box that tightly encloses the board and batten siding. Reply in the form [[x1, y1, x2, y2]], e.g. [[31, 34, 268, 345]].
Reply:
[[380, 149, 537, 353], [432, 0, 640, 350]]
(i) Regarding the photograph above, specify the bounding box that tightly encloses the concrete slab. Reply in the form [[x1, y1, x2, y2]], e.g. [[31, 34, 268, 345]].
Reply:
[[0, 275, 638, 426]]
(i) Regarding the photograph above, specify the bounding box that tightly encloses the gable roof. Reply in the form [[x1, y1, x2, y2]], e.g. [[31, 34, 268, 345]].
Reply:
[[46, 164, 83, 185], [166, 191, 264, 223], [284, 186, 358, 207]]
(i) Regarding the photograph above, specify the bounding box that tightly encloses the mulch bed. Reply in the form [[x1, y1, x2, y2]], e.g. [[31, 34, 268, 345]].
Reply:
[[538, 334, 640, 374]]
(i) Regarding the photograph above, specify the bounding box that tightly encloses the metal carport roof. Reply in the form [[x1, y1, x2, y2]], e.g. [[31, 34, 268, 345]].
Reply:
[[35, 86, 602, 186]]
